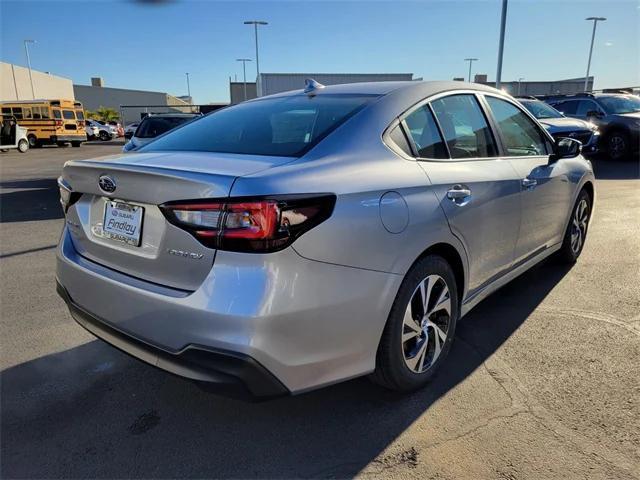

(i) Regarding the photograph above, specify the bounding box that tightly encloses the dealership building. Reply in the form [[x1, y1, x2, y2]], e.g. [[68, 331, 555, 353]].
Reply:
[[1, 62, 74, 101]]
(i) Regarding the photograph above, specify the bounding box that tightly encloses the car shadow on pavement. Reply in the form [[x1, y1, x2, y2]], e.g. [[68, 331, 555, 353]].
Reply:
[[0, 178, 63, 223], [589, 155, 639, 180], [0, 260, 571, 479]]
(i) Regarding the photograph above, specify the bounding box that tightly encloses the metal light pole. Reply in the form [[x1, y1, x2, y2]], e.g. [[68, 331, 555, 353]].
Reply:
[[495, 0, 508, 89], [185, 72, 191, 99], [464, 58, 478, 82], [517, 77, 524, 95], [243, 20, 268, 80], [23, 39, 36, 99], [584, 17, 606, 92], [236, 58, 252, 101]]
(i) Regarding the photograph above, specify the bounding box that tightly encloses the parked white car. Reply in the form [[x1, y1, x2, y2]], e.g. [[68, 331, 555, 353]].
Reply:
[[84, 121, 100, 140], [86, 119, 117, 141], [124, 122, 139, 139]]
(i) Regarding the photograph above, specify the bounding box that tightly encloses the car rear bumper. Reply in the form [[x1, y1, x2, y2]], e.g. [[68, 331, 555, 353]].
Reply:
[[56, 226, 401, 394]]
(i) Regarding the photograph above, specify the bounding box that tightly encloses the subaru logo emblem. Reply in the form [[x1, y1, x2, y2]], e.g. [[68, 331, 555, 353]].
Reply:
[[98, 175, 116, 194]]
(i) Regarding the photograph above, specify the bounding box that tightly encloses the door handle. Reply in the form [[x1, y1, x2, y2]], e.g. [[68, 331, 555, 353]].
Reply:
[[447, 185, 472, 206], [521, 178, 537, 189]]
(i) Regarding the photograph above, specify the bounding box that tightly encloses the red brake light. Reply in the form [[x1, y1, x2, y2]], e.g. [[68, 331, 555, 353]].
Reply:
[[160, 195, 336, 253]]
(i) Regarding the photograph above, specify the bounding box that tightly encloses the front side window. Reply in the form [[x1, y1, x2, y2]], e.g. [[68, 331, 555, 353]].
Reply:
[[140, 94, 379, 157], [62, 110, 75, 120], [430, 94, 497, 159], [485, 96, 549, 156], [403, 105, 448, 159]]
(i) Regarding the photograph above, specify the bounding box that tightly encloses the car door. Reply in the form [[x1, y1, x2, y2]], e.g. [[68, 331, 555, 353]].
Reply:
[[404, 94, 522, 295], [483, 95, 574, 263]]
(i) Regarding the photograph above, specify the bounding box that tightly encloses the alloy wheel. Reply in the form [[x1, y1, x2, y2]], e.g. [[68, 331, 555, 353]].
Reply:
[[608, 135, 626, 159], [401, 274, 452, 374], [570, 198, 589, 254]]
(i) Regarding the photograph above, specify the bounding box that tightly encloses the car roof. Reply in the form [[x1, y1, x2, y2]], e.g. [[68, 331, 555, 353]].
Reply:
[[255, 80, 507, 100]]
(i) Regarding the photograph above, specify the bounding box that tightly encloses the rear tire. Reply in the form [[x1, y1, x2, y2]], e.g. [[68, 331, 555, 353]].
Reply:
[[557, 189, 591, 264], [56, 141, 68, 147], [27, 135, 38, 148], [71, 142, 81, 148], [370, 255, 459, 392], [17, 139, 29, 153], [99, 131, 110, 141]]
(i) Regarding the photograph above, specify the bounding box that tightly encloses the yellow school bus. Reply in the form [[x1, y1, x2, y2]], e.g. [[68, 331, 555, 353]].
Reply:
[[0, 99, 87, 147]]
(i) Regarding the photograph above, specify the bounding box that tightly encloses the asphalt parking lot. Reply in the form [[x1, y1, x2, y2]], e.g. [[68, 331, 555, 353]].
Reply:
[[1, 143, 639, 479]]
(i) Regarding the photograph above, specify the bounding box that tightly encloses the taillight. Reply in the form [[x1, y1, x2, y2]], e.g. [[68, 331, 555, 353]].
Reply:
[[160, 194, 336, 253], [55, 120, 63, 127]]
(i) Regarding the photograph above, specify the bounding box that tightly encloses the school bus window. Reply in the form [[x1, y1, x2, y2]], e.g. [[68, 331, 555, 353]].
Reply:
[[53, 109, 62, 119], [33, 107, 41, 119], [41, 107, 50, 119], [75, 110, 85, 120], [62, 110, 75, 120], [24, 107, 32, 119], [1, 108, 10, 115], [12, 108, 23, 119]]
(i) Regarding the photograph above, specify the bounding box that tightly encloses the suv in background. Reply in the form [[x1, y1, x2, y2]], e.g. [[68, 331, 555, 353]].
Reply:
[[547, 93, 640, 160], [517, 97, 599, 155], [123, 113, 200, 152], [86, 119, 118, 141]]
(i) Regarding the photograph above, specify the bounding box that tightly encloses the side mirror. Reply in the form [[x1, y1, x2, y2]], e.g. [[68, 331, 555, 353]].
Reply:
[[549, 137, 582, 163], [586, 110, 603, 118]]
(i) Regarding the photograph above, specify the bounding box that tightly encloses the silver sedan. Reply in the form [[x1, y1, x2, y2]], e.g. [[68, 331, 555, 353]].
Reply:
[[56, 80, 594, 398]]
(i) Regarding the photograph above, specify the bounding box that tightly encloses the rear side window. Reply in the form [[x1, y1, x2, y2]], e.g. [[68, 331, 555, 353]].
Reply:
[[485, 97, 549, 156], [41, 107, 50, 119], [575, 100, 600, 116], [404, 105, 448, 159], [140, 94, 379, 157], [62, 110, 75, 120], [430, 95, 497, 159], [76, 110, 85, 120], [53, 109, 62, 119], [135, 116, 193, 138], [12, 107, 23, 119], [388, 125, 413, 156]]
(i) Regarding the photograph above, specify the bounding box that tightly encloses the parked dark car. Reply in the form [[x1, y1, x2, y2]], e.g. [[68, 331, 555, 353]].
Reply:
[[122, 113, 200, 152], [517, 98, 599, 155], [546, 93, 640, 160]]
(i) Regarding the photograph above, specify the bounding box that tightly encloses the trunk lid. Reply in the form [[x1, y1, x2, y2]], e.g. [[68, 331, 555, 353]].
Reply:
[[61, 151, 293, 290]]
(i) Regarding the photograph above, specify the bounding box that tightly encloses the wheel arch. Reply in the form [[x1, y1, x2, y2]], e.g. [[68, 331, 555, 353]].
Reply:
[[410, 242, 466, 304]]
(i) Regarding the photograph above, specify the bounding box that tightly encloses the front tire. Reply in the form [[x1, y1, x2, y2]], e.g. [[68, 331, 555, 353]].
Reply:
[[371, 255, 459, 392], [99, 131, 110, 141], [17, 139, 29, 153], [557, 189, 592, 263], [607, 130, 629, 160]]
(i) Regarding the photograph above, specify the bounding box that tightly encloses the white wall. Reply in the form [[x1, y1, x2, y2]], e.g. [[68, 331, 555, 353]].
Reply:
[[0, 62, 74, 101]]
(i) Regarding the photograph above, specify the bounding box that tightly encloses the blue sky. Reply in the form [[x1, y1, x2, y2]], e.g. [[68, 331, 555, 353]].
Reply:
[[1, 0, 638, 104]]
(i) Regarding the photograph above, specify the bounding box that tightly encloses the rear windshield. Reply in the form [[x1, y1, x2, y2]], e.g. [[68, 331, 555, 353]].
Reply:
[[139, 94, 379, 157], [135, 116, 194, 139], [62, 110, 75, 120]]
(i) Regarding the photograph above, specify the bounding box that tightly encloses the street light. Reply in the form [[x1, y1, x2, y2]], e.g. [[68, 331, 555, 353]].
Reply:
[[517, 77, 524, 95], [464, 58, 478, 83], [243, 20, 268, 80], [495, 0, 508, 89], [23, 39, 36, 99], [236, 58, 252, 101], [185, 72, 191, 99], [584, 17, 606, 92]]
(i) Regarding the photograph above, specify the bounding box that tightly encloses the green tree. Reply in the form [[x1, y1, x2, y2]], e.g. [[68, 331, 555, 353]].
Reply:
[[94, 106, 120, 122]]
